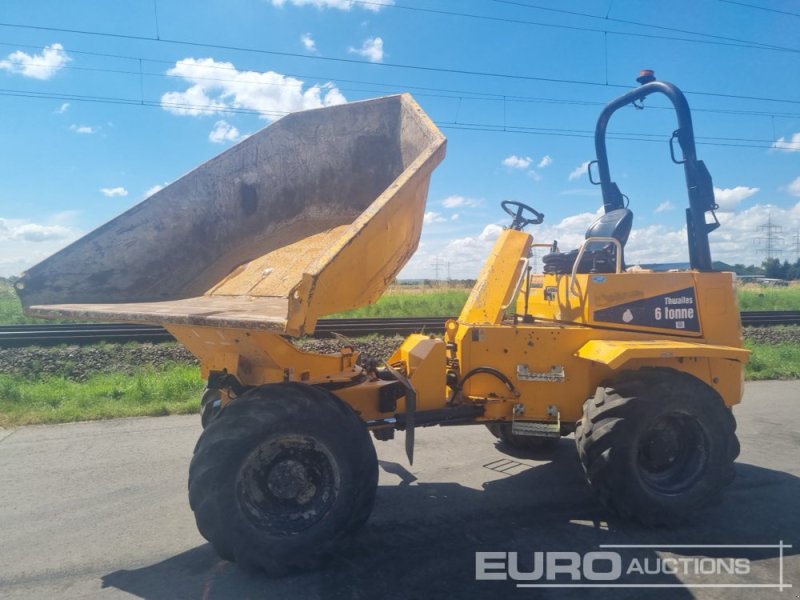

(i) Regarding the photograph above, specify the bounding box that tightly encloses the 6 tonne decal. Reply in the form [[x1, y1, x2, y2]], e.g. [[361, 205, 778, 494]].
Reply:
[[594, 287, 700, 332]]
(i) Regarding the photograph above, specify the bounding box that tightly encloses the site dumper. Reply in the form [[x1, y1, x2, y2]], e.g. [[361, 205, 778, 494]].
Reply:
[[19, 75, 749, 575]]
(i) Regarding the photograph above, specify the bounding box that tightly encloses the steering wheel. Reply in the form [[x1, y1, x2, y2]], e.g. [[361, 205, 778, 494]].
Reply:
[[501, 200, 544, 231]]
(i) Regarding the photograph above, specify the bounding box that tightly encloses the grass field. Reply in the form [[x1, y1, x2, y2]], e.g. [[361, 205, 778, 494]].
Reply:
[[743, 341, 800, 381], [0, 363, 204, 427], [737, 285, 800, 311], [331, 289, 470, 318], [0, 280, 29, 325], [3, 281, 798, 322]]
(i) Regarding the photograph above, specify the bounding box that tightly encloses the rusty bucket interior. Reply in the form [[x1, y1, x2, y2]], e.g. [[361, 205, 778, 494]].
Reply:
[[17, 94, 446, 336]]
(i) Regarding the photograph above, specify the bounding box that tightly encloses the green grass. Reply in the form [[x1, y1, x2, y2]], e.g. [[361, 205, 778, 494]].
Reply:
[[744, 342, 800, 381], [0, 280, 76, 324], [330, 289, 470, 318], [737, 286, 800, 311], [0, 281, 30, 324], [0, 363, 204, 427]]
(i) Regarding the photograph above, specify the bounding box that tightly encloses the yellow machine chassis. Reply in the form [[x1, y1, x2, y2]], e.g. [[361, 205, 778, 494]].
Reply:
[[164, 228, 748, 438]]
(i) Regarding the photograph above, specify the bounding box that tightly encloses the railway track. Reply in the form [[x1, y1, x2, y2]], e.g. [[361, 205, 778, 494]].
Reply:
[[0, 312, 798, 348]]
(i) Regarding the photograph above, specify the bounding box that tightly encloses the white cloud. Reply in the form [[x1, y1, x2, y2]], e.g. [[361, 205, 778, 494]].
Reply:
[[568, 160, 590, 181], [209, 120, 241, 143], [271, 0, 393, 11], [0, 221, 70, 243], [704, 202, 800, 265], [55, 102, 70, 114], [713, 186, 759, 211], [502, 155, 532, 170], [537, 155, 553, 168], [655, 201, 675, 213], [0, 217, 82, 277], [145, 183, 168, 197], [558, 189, 599, 199], [301, 33, 317, 52], [69, 124, 98, 134], [0, 43, 70, 80], [772, 132, 800, 152], [442, 195, 480, 209], [478, 224, 503, 242], [400, 202, 800, 279], [100, 187, 128, 198], [161, 57, 347, 120], [423, 211, 446, 224], [451, 213, 459, 221], [349, 37, 384, 63], [787, 177, 800, 198]]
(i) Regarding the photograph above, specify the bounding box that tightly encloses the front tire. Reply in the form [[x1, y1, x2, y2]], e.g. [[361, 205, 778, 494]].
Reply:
[[199, 388, 221, 428], [575, 368, 739, 525], [189, 383, 378, 575]]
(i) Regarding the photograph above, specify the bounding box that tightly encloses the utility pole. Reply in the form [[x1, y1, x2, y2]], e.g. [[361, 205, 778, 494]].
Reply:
[[792, 231, 800, 262], [755, 211, 784, 261], [431, 255, 444, 286]]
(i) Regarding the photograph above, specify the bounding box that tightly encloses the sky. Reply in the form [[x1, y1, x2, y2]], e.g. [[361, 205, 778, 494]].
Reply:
[[0, 0, 799, 279]]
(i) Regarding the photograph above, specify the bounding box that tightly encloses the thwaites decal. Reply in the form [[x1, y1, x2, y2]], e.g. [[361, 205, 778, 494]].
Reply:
[[593, 287, 700, 332]]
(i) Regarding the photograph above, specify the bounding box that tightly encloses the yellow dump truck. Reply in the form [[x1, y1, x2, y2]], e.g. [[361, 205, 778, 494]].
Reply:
[[18, 75, 748, 575]]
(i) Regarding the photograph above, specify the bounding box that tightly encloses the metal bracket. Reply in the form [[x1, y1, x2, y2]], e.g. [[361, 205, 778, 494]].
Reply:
[[512, 406, 561, 438], [516, 364, 566, 382], [511, 420, 561, 438], [383, 361, 417, 465]]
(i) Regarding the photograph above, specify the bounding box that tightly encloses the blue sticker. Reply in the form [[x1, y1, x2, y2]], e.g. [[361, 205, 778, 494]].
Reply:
[[592, 276, 607, 283]]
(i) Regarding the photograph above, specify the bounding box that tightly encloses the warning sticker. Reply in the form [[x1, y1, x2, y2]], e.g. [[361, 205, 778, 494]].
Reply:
[[593, 287, 700, 332]]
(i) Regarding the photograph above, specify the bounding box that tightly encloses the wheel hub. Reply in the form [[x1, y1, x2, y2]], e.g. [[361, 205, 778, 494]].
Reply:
[[637, 413, 709, 494], [236, 434, 340, 535], [267, 459, 316, 502]]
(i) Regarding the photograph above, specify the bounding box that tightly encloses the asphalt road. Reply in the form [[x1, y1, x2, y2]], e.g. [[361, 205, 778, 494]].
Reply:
[[0, 380, 798, 600]]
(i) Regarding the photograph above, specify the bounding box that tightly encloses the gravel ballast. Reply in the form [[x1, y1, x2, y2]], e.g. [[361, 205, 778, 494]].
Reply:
[[0, 336, 406, 380], [1, 328, 797, 381]]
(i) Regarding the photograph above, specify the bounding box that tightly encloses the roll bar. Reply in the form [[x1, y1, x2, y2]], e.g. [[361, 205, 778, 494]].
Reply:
[[591, 71, 719, 272]]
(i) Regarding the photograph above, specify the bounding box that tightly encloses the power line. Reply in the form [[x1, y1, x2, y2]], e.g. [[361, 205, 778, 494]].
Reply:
[[3, 40, 799, 121], [352, 0, 800, 54], [0, 86, 781, 149], [490, 0, 798, 52], [718, 0, 800, 19], [1, 21, 800, 106], [440, 122, 776, 149]]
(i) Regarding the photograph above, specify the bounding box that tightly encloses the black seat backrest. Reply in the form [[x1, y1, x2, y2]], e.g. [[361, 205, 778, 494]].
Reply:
[[542, 207, 634, 275], [585, 208, 633, 247]]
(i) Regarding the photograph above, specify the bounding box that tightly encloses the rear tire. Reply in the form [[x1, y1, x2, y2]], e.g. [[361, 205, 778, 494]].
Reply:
[[575, 368, 739, 525], [486, 423, 561, 451], [188, 383, 378, 575]]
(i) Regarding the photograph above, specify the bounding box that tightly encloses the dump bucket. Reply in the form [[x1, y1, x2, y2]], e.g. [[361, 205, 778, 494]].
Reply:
[[17, 94, 446, 336]]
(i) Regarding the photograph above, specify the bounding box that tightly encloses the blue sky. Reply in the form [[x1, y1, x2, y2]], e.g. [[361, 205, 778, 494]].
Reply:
[[0, 0, 799, 278]]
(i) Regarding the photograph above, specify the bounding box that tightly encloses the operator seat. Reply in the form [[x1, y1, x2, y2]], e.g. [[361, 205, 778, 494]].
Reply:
[[542, 208, 633, 274]]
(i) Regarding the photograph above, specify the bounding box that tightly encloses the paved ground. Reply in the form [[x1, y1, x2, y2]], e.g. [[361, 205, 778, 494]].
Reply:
[[0, 380, 798, 599]]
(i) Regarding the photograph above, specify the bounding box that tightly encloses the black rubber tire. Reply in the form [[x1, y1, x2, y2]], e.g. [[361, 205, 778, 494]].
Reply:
[[575, 368, 739, 526], [188, 382, 378, 575], [199, 388, 221, 429], [486, 423, 561, 451]]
